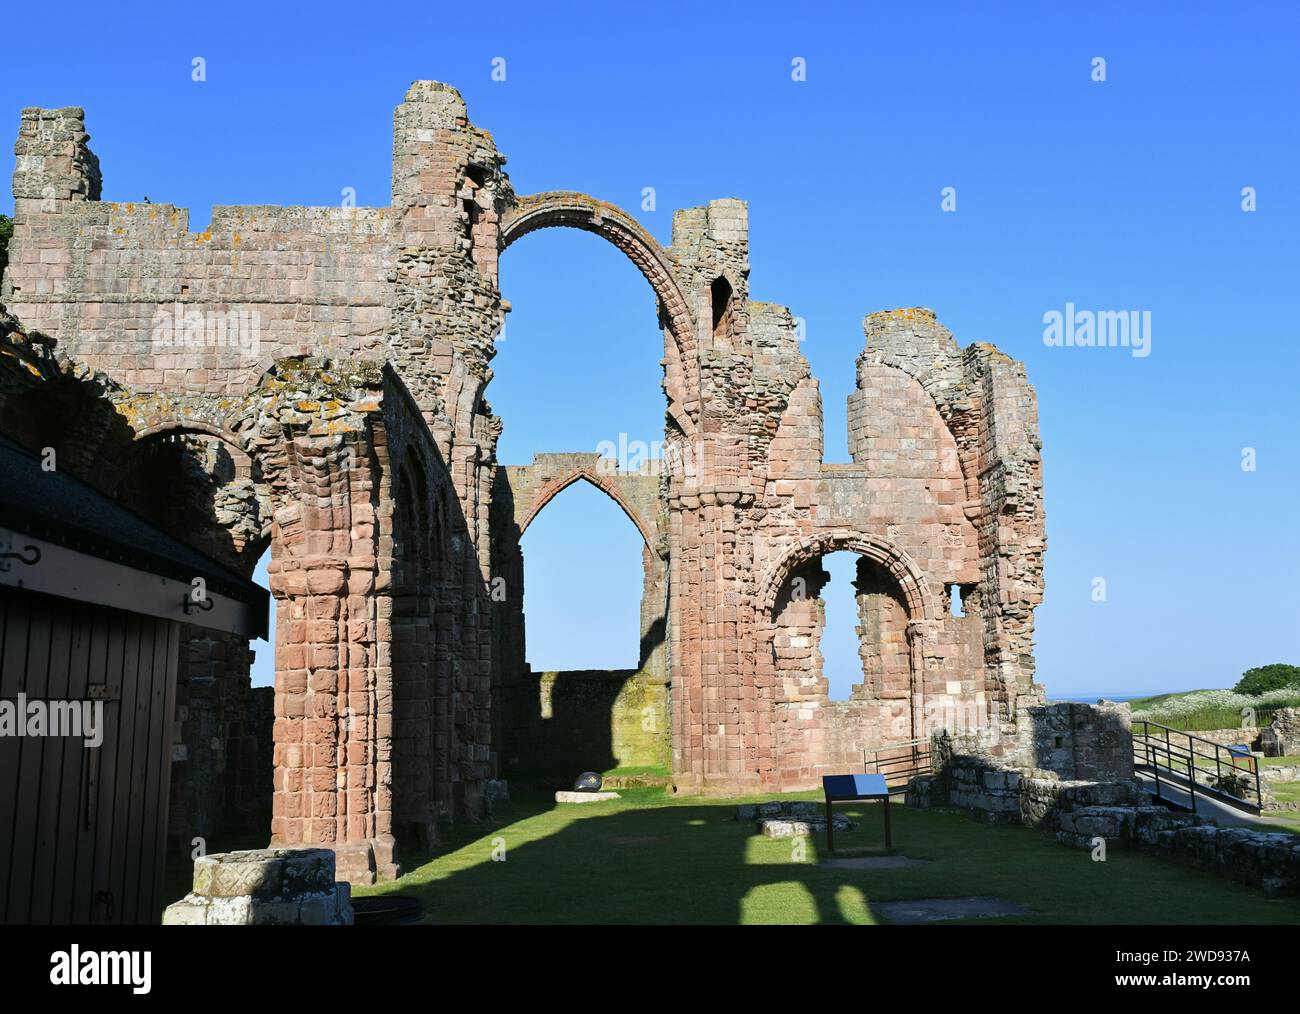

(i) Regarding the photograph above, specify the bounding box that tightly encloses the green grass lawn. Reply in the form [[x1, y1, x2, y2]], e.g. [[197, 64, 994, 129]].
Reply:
[[354, 788, 1300, 924], [1271, 781, 1300, 805]]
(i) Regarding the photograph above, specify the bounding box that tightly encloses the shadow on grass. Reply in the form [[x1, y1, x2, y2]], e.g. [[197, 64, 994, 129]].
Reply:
[[365, 789, 886, 924], [357, 790, 1300, 925]]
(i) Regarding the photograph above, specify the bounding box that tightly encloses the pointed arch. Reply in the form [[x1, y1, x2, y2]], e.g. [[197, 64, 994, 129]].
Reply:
[[519, 466, 661, 558]]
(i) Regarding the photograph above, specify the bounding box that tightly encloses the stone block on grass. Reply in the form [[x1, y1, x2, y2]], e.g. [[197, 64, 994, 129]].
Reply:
[[555, 790, 621, 803]]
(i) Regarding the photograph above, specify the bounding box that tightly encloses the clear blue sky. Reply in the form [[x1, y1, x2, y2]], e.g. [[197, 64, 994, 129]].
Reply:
[[4, 1, 1296, 698]]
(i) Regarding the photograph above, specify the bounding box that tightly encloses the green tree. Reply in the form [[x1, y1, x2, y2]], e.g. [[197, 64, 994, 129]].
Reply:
[[0, 214, 12, 285], [1234, 663, 1300, 696]]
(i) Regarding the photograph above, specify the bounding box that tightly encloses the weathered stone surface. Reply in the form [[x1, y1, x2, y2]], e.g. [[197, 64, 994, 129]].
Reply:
[[1055, 806, 1135, 848], [873, 896, 1028, 923], [735, 801, 821, 821], [1261, 708, 1300, 757], [554, 790, 621, 804], [904, 775, 948, 809], [759, 816, 858, 838], [163, 848, 353, 925], [914, 735, 1299, 894]]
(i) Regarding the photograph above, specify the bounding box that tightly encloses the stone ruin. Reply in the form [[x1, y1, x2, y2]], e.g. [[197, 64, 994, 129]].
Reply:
[[162, 848, 353, 926], [0, 81, 1047, 884], [1260, 707, 1300, 757]]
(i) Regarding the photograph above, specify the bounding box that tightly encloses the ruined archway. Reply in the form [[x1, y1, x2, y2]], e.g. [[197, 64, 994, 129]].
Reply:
[[752, 533, 941, 790], [104, 420, 276, 844], [519, 465, 661, 558], [115, 425, 267, 573], [499, 192, 700, 443], [497, 475, 670, 780], [758, 533, 936, 622], [1, 86, 1049, 881]]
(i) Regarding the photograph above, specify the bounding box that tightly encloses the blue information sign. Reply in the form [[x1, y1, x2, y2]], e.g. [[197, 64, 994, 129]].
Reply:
[[822, 773, 889, 801], [821, 772, 892, 852]]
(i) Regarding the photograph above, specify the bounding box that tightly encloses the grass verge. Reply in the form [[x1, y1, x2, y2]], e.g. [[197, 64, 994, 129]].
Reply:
[[354, 788, 1300, 924]]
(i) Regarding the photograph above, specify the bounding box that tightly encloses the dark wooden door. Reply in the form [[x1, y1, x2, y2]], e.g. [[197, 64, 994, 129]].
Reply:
[[0, 585, 179, 924]]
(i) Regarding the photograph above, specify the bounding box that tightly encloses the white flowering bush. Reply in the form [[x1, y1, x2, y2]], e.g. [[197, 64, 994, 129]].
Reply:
[[1132, 687, 1300, 730]]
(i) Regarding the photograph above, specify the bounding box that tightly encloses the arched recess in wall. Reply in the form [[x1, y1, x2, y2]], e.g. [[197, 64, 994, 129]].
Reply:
[[711, 276, 732, 332], [389, 447, 447, 851], [498, 192, 700, 445], [760, 534, 935, 745], [115, 424, 270, 576], [758, 534, 934, 622], [380, 408, 467, 844], [853, 359, 980, 505]]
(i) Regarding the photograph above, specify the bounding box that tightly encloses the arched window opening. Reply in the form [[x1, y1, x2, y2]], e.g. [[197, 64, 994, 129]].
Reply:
[[492, 229, 665, 465], [521, 480, 643, 672], [711, 275, 733, 342], [116, 431, 261, 572], [492, 221, 674, 782], [501, 479, 667, 780], [773, 550, 913, 704]]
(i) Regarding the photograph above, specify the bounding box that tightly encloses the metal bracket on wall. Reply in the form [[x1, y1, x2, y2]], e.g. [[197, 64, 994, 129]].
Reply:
[[181, 593, 215, 615], [0, 538, 41, 572]]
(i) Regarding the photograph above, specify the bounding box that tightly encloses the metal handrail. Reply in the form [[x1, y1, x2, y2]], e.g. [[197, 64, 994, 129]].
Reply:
[[864, 738, 934, 793], [1132, 719, 1263, 814]]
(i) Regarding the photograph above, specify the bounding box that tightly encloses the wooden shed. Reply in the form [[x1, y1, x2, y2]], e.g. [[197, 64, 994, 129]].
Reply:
[[0, 435, 268, 924]]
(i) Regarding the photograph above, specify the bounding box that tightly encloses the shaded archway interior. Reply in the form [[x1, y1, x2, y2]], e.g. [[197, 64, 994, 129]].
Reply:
[[491, 478, 670, 780]]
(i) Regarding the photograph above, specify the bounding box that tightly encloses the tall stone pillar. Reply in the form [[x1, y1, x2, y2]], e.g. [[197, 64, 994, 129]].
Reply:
[[255, 364, 400, 887], [669, 486, 759, 795]]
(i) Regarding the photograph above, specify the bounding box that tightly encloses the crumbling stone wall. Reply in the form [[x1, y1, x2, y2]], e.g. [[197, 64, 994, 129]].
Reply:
[[1262, 708, 1300, 757], [502, 669, 669, 777], [910, 735, 1300, 895], [3, 80, 1051, 878], [932, 693, 1135, 782]]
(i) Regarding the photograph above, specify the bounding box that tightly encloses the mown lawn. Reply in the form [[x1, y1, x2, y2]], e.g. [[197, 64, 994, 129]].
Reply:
[[354, 788, 1300, 924], [1271, 782, 1300, 805]]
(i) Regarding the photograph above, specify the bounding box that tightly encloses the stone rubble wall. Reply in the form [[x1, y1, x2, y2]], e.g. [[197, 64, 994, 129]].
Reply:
[[1055, 806, 1300, 894], [909, 733, 1300, 894], [1261, 707, 1300, 757], [733, 801, 858, 838], [1156, 726, 1262, 748]]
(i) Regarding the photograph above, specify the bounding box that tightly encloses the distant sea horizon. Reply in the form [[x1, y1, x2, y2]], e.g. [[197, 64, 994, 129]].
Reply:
[[1049, 693, 1162, 703]]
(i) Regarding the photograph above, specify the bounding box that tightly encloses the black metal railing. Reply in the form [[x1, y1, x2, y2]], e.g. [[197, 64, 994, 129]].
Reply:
[[1131, 719, 1264, 815], [864, 738, 934, 793]]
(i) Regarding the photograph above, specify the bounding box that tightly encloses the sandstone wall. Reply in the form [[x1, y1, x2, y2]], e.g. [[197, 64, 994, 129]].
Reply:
[[500, 669, 670, 777], [2, 81, 1050, 877]]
